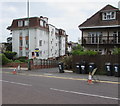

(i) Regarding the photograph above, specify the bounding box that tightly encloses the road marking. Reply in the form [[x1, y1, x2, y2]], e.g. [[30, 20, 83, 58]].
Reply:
[[2, 71, 120, 84], [50, 88, 120, 101], [0, 80, 32, 86], [43, 73, 53, 76]]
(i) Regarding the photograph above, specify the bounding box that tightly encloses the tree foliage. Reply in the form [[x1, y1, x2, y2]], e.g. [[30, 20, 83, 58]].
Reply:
[[72, 44, 84, 51], [4, 51, 17, 60], [113, 48, 120, 54], [71, 44, 98, 56], [0, 54, 12, 65], [72, 50, 98, 56]]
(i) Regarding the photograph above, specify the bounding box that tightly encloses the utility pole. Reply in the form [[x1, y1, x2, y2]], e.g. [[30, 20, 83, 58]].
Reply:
[[27, 0, 30, 59]]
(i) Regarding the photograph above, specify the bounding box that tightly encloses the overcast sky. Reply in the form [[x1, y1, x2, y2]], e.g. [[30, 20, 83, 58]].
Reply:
[[0, 0, 119, 43]]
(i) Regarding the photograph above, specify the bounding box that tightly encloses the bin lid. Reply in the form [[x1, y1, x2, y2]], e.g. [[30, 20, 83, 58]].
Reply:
[[89, 62, 95, 65], [105, 63, 111, 65], [76, 63, 80, 65]]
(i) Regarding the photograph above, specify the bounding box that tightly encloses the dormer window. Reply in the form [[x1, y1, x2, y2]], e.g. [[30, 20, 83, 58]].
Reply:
[[24, 20, 29, 26], [18, 20, 23, 27], [102, 11, 116, 20], [40, 20, 44, 27]]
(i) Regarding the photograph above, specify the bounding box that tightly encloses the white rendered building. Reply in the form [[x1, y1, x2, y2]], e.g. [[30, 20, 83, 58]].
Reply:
[[7, 16, 68, 59]]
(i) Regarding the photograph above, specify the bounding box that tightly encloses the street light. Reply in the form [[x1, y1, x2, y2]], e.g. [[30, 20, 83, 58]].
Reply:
[[27, 0, 30, 59]]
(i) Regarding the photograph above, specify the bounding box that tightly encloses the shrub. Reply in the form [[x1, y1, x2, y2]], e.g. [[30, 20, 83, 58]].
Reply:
[[85, 50, 98, 56], [4, 51, 17, 60], [17, 56, 28, 63], [18, 56, 28, 59], [14, 60, 22, 63], [0, 53, 12, 65], [61, 56, 72, 69], [72, 44, 84, 51], [113, 48, 120, 54], [72, 50, 98, 56]]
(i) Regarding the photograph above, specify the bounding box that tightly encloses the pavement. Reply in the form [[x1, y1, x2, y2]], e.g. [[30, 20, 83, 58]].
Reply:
[[2, 67, 120, 84]]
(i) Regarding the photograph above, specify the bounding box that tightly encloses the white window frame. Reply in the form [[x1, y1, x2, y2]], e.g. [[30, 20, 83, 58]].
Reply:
[[39, 40, 42, 46], [24, 20, 29, 26], [18, 21, 23, 27], [40, 20, 44, 27], [88, 32, 102, 44], [102, 11, 116, 20], [113, 31, 118, 43], [19, 51, 22, 56]]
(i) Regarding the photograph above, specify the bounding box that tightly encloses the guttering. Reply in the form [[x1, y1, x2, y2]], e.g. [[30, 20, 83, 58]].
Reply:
[[79, 25, 120, 30]]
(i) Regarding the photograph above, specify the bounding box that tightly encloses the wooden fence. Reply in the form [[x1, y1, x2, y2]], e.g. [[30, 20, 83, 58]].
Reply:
[[72, 55, 120, 74]]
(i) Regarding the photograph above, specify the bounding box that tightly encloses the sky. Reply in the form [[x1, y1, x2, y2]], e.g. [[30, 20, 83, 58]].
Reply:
[[0, 0, 119, 43]]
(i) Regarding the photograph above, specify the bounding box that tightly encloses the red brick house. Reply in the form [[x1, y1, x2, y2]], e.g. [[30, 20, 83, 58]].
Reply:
[[78, 4, 120, 54]]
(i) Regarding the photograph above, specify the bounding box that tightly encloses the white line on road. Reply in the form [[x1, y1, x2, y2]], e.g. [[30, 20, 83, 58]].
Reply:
[[43, 73, 53, 76], [50, 88, 120, 101], [0, 80, 32, 86]]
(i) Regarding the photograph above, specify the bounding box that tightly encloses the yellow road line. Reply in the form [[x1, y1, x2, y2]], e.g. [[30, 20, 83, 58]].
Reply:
[[2, 71, 120, 84]]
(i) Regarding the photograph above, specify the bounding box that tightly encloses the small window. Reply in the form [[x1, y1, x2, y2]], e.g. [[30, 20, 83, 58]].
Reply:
[[18, 21, 23, 27], [32, 52, 34, 56], [19, 36, 23, 47], [39, 40, 42, 46], [102, 11, 116, 20], [26, 52, 29, 56], [19, 51, 22, 56], [24, 20, 29, 26], [40, 20, 44, 27], [56, 43, 57, 46], [19, 31, 22, 35]]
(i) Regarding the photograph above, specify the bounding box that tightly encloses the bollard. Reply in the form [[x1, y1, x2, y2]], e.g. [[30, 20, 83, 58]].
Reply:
[[28, 60, 31, 70], [12, 68, 17, 74], [87, 72, 93, 84]]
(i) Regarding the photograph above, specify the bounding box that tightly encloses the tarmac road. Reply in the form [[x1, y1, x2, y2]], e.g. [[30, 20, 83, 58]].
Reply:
[[1, 68, 120, 105]]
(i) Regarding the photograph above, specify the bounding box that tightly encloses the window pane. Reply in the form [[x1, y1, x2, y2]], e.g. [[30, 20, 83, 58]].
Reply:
[[25, 20, 29, 26], [18, 21, 23, 27]]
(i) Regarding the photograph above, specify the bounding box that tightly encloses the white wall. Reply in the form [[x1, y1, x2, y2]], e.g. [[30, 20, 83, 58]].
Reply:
[[12, 26, 66, 59], [48, 25, 56, 58]]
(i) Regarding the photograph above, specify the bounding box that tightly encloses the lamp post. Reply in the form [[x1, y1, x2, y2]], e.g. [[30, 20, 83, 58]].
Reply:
[[27, 0, 30, 59]]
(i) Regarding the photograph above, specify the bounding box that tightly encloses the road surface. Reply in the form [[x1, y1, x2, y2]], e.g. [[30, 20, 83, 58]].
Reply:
[[1, 68, 120, 105]]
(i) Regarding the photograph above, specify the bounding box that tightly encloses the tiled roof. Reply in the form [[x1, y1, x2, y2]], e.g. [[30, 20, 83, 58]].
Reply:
[[78, 4, 120, 29], [7, 17, 49, 31], [7, 16, 68, 37]]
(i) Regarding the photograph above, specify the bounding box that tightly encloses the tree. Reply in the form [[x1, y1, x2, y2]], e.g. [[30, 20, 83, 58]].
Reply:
[[6, 43, 12, 51], [0, 54, 12, 65], [4, 51, 17, 60], [72, 44, 84, 51]]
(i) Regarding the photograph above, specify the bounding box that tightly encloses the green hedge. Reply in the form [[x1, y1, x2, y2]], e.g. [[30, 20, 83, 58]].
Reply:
[[0, 54, 12, 65]]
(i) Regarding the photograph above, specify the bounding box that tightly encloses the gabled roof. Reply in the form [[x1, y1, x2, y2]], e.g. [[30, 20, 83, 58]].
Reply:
[[78, 4, 120, 30]]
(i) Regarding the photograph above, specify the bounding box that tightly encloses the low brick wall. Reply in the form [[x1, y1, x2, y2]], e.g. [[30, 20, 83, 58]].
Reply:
[[31, 65, 57, 69], [3, 63, 28, 68], [3, 60, 58, 69]]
